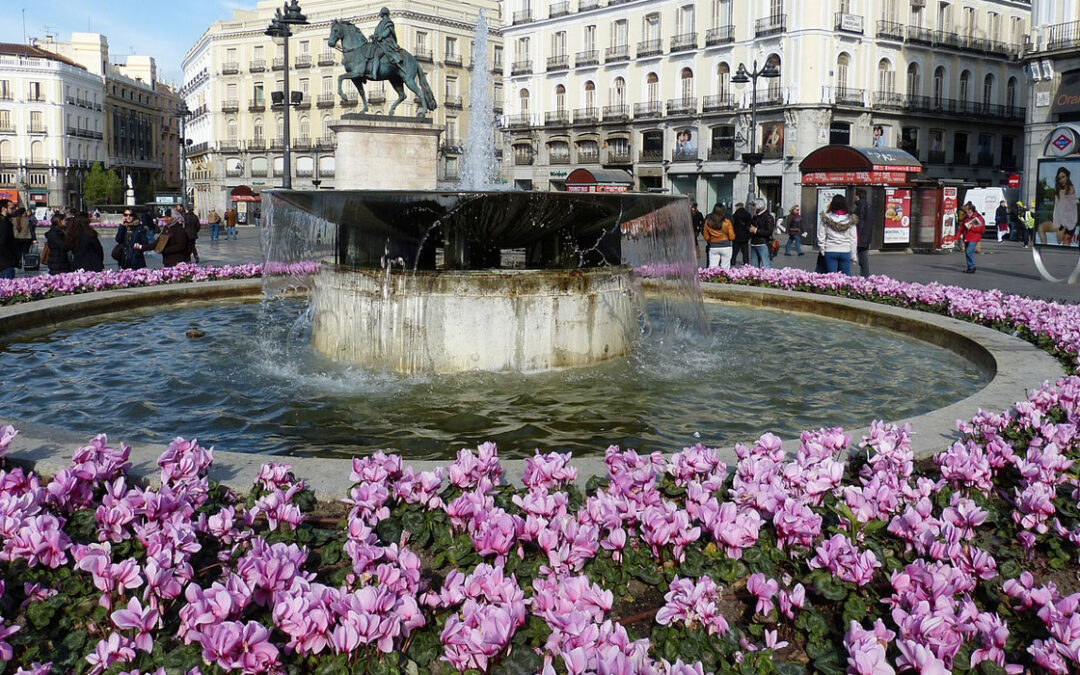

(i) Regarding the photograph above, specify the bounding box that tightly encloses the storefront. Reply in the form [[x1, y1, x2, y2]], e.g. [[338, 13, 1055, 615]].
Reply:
[[565, 168, 633, 193], [799, 146, 923, 250], [230, 185, 261, 224]]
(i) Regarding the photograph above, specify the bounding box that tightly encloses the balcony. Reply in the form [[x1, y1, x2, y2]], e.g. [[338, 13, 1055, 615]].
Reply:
[[977, 151, 995, 166], [26, 125, 47, 135], [247, 139, 266, 152], [952, 152, 970, 166], [756, 14, 786, 37], [835, 12, 864, 34], [318, 51, 336, 66], [513, 9, 533, 24], [835, 87, 865, 106], [550, 154, 571, 165], [368, 89, 386, 103], [1047, 20, 1080, 52], [317, 93, 335, 108], [755, 90, 786, 107], [251, 166, 267, 177], [670, 33, 697, 52], [0, 124, 14, 134], [514, 153, 534, 166], [545, 110, 570, 126], [578, 0, 599, 9], [640, 149, 663, 162], [415, 47, 433, 63], [550, 1, 570, 18], [293, 137, 311, 150], [222, 61, 239, 75], [270, 138, 286, 151], [606, 150, 632, 165], [605, 45, 630, 62], [511, 60, 532, 76], [706, 26, 735, 46], [666, 97, 697, 115], [295, 55, 311, 69], [445, 53, 462, 66], [578, 150, 600, 164], [0, 92, 12, 101], [602, 104, 629, 121], [316, 135, 336, 151], [248, 101, 266, 112], [341, 94, 358, 107], [506, 114, 532, 129], [927, 150, 946, 165], [571, 107, 598, 124], [294, 95, 310, 109], [222, 99, 239, 113], [575, 50, 599, 67], [440, 139, 464, 154], [672, 149, 697, 162], [444, 95, 463, 109], [250, 59, 266, 72], [218, 141, 240, 153], [702, 93, 735, 112], [491, 62, 503, 75], [633, 101, 663, 119], [873, 91, 904, 110], [876, 20, 904, 41], [547, 54, 570, 71], [636, 40, 663, 57], [272, 57, 285, 70]]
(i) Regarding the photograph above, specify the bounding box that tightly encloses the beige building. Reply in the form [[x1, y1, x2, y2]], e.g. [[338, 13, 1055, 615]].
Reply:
[[181, 0, 503, 215], [502, 0, 1029, 211]]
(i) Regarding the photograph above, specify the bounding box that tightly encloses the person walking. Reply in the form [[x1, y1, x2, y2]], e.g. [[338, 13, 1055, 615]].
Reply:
[[1021, 202, 1035, 249], [817, 193, 859, 275], [702, 203, 735, 269], [783, 205, 803, 256], [854, 191, 872, 277], [66, 213, 105, 272], [183, 205, 201, 262], [43, 212, 71, 275], [206, 208, 222, 242], [994, 199, 1010, 242], [731, 202, 752, 266], [748, 199, 775, 269], [957, 201, 986, 273], [225, 207, 238, 241], [1008, 201, 1022, 245], [155, 208, 192, 267], [0, 199, 18, 279], [115, 209, 155, 270]]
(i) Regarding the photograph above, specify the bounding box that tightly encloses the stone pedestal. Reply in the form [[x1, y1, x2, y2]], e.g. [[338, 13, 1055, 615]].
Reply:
[[310, 267, 638, 374], [330, 114, 441, 190]]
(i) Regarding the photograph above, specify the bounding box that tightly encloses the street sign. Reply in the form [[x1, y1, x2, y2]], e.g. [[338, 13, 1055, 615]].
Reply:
[[1008, 173, 1021, 189]]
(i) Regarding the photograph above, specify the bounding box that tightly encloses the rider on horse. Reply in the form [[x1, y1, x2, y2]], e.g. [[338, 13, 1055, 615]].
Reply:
[[365, 7, 403, 80]]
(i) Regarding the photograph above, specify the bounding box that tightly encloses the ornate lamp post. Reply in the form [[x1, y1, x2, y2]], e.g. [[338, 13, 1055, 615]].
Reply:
[[175, 100, 191, 207], [731, 59, 780, 206], [266, 0, 309, 190]]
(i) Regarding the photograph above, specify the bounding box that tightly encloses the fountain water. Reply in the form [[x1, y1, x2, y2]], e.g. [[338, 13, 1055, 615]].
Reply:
[[459, 9, 499, 190]]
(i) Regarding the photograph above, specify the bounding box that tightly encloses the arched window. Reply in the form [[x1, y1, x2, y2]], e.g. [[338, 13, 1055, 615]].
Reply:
[[717, 62, 730, 100], [878, 59, 895, 94], [983, 73, 995, 108], [1006, 76, 1018, 112], [299, 116, 309, 139], [612, 77, 625, 107], [680, 67, 694, 101], [254, 119, 264, 141], [519, 88, 530, 114], [276, 116, 284, 140], [227, 119, 238, 141], [30, 141, 43, 163], [906, 63, 920, 98], [959, 70, 971, 102], [933, 66, 945, 106], [766, 54, 781, 99], [555, 84, 566, 112], [584, 80, 596, 109], [0, 140, 12, 162], [837, 53, 851, 94], [646, 72, 659, 102]]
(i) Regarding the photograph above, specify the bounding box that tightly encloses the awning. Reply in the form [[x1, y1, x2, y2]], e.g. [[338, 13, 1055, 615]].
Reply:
[[799, 146, 923, 173], [230, 185, 261, 202], [565, 168, 633, 193], [1052, 70, 1080, 116]]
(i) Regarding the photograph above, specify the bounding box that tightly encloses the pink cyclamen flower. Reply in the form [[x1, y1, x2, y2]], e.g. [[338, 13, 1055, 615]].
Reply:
[[111, 597, 159, 653], [746, 574, 779, 616]]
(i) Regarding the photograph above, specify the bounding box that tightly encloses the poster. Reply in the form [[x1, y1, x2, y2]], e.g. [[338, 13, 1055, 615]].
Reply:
[[674, 128, 697, 159], [940, 186, 958, 248], [1036, 159, 1080, 242], [883, 187, 911, 244], [872, 125, 892, 148], [762, 122, 784, 159]]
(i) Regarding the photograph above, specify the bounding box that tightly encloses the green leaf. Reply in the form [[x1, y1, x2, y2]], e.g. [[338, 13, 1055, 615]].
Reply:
[[491, 645, 543, 675], [978, 661, 1009, 675], [316, 654, 350, 675], [842, 594, 868, 625], [813, 572, 849, 601], [26, 599, 56, 628], [406, 630, 441, 667], [776, 663, 807, 675], [375, 517, 404, 545], [813, 653, 845, 675]]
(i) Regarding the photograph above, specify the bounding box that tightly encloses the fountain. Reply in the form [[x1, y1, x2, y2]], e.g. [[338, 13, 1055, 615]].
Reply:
[[459, 9, 499, 191]]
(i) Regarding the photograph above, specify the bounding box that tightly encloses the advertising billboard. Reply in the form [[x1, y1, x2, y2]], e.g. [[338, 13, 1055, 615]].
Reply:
[[883, 187, 912, 244]]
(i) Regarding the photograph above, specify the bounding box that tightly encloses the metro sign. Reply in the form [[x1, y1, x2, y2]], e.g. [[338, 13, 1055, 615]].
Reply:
[[1046, 126, 1080, 157], [1053, 134, 1073, 151]]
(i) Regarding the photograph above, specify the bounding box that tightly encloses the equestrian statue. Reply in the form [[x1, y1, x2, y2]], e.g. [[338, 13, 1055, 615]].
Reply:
[[329, 9, 438, 118]]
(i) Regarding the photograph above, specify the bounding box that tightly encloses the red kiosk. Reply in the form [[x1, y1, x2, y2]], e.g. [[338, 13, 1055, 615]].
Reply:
[[229, 185, 261, 225], [564, 168, 633, 193]]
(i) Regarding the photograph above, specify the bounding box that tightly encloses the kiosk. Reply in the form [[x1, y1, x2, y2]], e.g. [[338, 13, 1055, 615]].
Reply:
[[565, 168, 633, 194]]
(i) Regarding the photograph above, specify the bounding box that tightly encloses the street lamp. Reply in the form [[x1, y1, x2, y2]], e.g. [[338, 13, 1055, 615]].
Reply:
[[731, 59, 780, 207], [175, 100, 192, 208], [265, 0, 309, 190]]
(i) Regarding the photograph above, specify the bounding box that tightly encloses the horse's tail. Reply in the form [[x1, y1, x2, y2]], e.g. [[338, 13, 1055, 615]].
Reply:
[[417, 65, 438, 111]]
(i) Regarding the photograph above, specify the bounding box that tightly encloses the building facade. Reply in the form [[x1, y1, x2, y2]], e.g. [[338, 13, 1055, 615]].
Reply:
[[181, 0, 503, 215], [0, 43, 106, 209], [502, 0, 1029, 212]]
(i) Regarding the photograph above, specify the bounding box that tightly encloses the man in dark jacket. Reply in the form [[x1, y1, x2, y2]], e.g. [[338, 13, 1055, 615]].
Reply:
[[854, 191, 872, 277], [183, 206, 201, 263], [0, 199, 18, 279], [731, 202, 752, 266], [690, 202, 705, 261], [748, 200, 775, 269]]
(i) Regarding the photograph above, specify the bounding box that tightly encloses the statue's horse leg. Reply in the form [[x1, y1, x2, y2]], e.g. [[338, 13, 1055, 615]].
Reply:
[[396, 62, 427, 118], [353, 78, 368, 113], [386, 75, 407, 116]]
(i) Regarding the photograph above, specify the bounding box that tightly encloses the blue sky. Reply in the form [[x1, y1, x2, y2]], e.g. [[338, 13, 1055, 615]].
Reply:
[[1, 0, 255, 85]]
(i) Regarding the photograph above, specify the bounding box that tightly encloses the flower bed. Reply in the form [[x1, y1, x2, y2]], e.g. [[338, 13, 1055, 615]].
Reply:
[[0, 262, 319, 307]]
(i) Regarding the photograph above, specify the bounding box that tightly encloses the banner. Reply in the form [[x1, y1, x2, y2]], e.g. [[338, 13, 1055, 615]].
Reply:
[[940, 187, 958, 248], [884, 188, 911, 244]]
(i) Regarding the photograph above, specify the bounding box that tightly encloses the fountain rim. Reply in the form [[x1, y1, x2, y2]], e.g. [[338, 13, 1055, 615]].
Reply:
[[0, 278, 1063, 499]]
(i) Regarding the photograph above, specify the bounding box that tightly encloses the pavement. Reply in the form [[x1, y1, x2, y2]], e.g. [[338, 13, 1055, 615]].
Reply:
[[20, 225, 1080, 304]]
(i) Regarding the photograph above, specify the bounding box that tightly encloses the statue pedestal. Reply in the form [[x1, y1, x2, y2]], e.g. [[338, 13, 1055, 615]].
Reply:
[[330, 114, 442, 190]]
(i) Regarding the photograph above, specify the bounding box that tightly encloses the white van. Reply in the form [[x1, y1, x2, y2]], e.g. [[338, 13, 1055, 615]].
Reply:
[[962, 187, 1020, 240]]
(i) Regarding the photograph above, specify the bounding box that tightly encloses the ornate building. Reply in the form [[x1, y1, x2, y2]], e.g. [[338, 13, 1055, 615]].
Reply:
[[501, 0, 1029, 210], [181, 0, 503, 215]]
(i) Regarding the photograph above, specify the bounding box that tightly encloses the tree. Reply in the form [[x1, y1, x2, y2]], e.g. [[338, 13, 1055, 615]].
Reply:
[[83, 163, 123, 207]]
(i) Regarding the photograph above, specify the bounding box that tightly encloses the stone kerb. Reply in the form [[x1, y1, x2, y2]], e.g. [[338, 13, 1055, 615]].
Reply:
[[0, 280, 1064, 502]]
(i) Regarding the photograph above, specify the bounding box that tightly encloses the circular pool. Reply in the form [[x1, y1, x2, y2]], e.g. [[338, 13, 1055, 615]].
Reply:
[[0, 297, 987, 459]]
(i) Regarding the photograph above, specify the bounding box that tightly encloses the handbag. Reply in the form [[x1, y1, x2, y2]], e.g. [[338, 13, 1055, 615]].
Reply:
[[111, 242, 124, 262], [154, 232, 169, 253], [41, 243, 50, 265]]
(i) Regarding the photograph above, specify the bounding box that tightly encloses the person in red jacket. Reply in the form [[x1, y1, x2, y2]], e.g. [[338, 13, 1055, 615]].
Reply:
[[957, 201, 985, 273]]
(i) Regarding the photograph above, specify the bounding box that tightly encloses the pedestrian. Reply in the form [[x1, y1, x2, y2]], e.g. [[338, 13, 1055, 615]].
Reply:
[[1021, 202, 1035, 248], [183, 206, 201, 263], [702, 203, 735, 269], [66, 213, 105, 272], [817, 193, 858, 275], [1008, 201, 1022, 245], [0, 199, 18, 279], [731, 202, 752, 266], [43, 212, 71, 275], [225, 207, 238, 241], [115, 209, 155, 270], [783, 204, 803, 256], [207, 208, 222, 242], [154, 207, 191, 267], [957, 201, 986, 273], [995, 199, 1010, 242], [854, 191, 872, 277], [748, 199, 775, 269]]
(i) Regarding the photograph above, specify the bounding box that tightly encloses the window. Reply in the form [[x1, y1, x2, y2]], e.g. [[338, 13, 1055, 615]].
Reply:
[[710, 126, 734, 160], [717, 63, 730, 98], [679, 5, 695, 34], [584, 25, 596, 51], [611, 77, 625, 106], [988, 12, 1000, 41], [555, 84, 566, 111], [30, 111, 42, 130], [838, 0, 850, 13], [937, 2, 951, 31], [254, 45, 263, 60], [769, 0, 782, 21], [712, 0, 731, 27], [1011, 17, 1024, 46], [0, 110, 9, 129], [906, 63, 920, 97], [646, 72, 659, 102], [493, 46, 503, 68], [680, 68, 694, 101], [517, 37, 530, 61], [983, 73, 994, 107], [549, 141, 570, 162], [766, 55, 781, 99], [446, 76, 458, 97], [933, 66, 945, 105], [552, 32, 566, 56], [28, 82, 41, 101], [446, 37, 458, 58], [322, 76, 332, 95], [837, 54, 850, 93], [829, 121, 851, 145], [226, 47, 237, 63], [299, 79, 309, 97], [254, 119, 264, 140], [585, 80, 596, 109], [878, 59, 895, 93], [612, 20, 628, 47], [254, 83, 265, 104], [959, 70, 971, 101], [299, 40, 309, 55], [1006, 76, 1018, 112], [227, 119, 238, 141], [964, 7, 976, 36], [416, 31, 429, 52], [227, 83, 238, 101], [519, 88, 529, 114], [882, 0, 897, 22], [645, 13, 660, 41]]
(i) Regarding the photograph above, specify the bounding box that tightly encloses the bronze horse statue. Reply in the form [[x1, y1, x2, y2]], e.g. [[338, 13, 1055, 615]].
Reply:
[[328, 19, 437, 118]]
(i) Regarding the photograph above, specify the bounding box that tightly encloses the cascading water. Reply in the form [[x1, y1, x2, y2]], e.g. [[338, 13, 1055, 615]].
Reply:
[[458, 9, 500, 190]]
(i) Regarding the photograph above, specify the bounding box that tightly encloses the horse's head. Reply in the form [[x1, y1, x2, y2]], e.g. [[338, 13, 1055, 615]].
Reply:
[[328, 20, 343, 49], [329, 19, 365, 51]]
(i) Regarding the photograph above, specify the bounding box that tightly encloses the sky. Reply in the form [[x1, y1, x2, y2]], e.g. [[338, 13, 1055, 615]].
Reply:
[[1, 0, 258, 85]]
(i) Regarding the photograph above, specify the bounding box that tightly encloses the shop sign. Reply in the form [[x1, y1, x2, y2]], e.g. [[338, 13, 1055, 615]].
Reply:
[[1052, 70, 1080, 115], [549, 170, 568, 179], [566, 184, 628, 193], [884, 187, 912, 244], [802, 170, 909, 185], [940, 187, 959, 248]]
